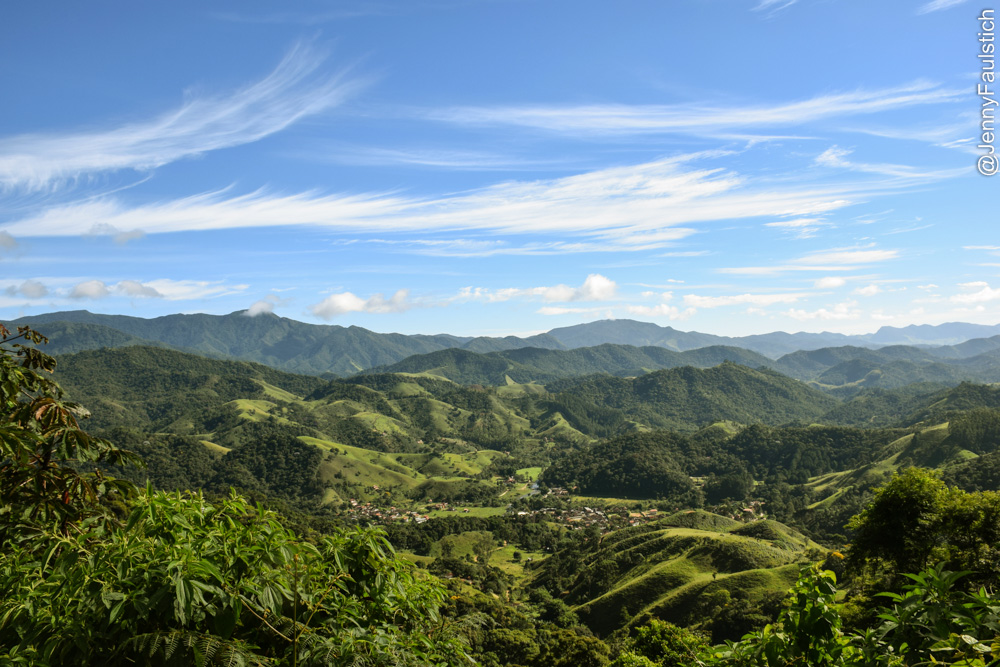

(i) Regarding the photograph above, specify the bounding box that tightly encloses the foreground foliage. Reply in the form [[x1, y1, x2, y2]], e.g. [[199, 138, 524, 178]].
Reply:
[[614, 564, 1000, 667], [0, 325, 470, 666], [1, 490, 470, 666]]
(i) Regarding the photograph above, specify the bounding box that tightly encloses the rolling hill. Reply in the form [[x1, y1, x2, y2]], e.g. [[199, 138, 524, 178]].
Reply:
[[531, 510, 822, 639], [366, 343, 774, 385], [10, 311, 1000, 378], [547, 363, 839, 431]]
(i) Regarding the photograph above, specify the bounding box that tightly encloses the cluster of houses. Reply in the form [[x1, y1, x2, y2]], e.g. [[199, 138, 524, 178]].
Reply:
[[343, 498, 431, 524], [510, 505, 668, 529], [342, 496, 491, 524], [721, 499, 767, 523]]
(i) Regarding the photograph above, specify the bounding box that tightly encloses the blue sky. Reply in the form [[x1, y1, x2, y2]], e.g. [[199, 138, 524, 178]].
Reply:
[[1, 0, 996, 337]]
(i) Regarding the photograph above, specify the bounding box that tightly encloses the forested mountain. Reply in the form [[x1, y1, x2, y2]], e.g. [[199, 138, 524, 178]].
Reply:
[[13, 310, 1000, 378], [14, 310, 565, 376], [770, 343, 1000, 389], [367, 343, 774, 385], [13, 324, 1000, 666], [546, 363, 839, 431], [372, 340, 1000, 392], [51, 344, 990, 511]]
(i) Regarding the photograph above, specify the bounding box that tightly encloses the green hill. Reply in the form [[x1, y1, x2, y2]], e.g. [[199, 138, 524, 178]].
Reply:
[[13, 310, 564, 376], [531, 511, 821, 639], [368, 343, 774, 386], [547, 362, 838, 431]]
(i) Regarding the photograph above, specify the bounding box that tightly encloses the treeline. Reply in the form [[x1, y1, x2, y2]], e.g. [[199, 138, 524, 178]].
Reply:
[[385, 513, 564, 555], [541, 425, 905, 500], [0, 324, 468, 666], [102, 422, 326, 503]]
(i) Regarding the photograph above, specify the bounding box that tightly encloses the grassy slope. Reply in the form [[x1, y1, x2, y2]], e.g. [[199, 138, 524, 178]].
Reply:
[[537, 510, 821, 636]]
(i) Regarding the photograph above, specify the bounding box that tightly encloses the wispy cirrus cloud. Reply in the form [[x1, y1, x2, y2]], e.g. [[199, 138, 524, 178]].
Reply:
[[67, 278, 248, 301], [458, 274, 617, 303], [721, 246, 899, 275], [765, 217, 830, 239], [2, 152, 910, 254], [785, 300, 862, 321], [85, 223, 146, 245], [815, 145, 966, 179], [754, 0, 800, 15], [918, 0, 969, 14], [320, 145, 564, 171], [682, 292, 809, 308], [426, 82, 961, 136], [626, 304, 696, 319], [0, 41, 365, 191], [537, 306, 610, 316]]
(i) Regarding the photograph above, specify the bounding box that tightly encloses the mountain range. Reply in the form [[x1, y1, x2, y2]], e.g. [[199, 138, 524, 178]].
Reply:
[[9, 310, 1000, 377]]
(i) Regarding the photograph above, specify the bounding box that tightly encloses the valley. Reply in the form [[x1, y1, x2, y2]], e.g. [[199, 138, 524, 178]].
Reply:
[[7, 315, 1000, 665]]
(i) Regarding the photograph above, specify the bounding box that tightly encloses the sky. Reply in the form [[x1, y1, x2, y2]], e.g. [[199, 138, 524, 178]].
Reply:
[[0, 0, 997, 337]]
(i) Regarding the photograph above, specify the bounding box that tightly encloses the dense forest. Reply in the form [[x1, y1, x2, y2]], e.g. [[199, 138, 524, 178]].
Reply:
[[6, 321, 1000, 665]]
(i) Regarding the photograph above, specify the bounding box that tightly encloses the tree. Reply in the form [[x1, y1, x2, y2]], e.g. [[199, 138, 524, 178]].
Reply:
[[0, 324, 140, 544], [0, 325, 472, 666], [1, 490, 472, 666], [847, 468, 1000, 590], [847, 468, 948, 578]]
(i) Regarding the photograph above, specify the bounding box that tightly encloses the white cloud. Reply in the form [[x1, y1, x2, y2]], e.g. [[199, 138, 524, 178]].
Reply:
[[86, 223, 146, 245], [722, 246, 899, 275], [952, 282, 1000, 304], [71, 280, 110, 299], [310, 289, 411, 319], [853, 284, 881, 296], [754, 0, 799, 13], [626, 304, 696, 319], [0, 41, 365, 191], [918, 0, 968, 13], [146, 279, 249, 301], [116, 280, 162, 298], [429, 82, 962, 136], [765, 217, 828, 239], [795, 248, 899, 266], [815, 145, 963, 180], [66, 278, 242, 301], [5, 280, 48, 298], [537, 306, 606, 316], [2, 149, 943, 257], [246, 300, 276, 316], [815, 277, 847, 288], [785, 300, 861, 321], [0, 231, 16, 250], [573, 274, 617, 301], [244, 293, 292, 316], [682, 292, 807, 308], [458, 274, 618, 304]]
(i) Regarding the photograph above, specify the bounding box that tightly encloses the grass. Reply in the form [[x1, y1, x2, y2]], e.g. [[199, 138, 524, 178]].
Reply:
[[200, 440, 231, 455], [253, 380, 300, 403], [301, 436, 427, 490], [490, 544, 549, 578], [425, 506, 506, 519], [546, 511, 821, 637], [516, 467, 542, 482]]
